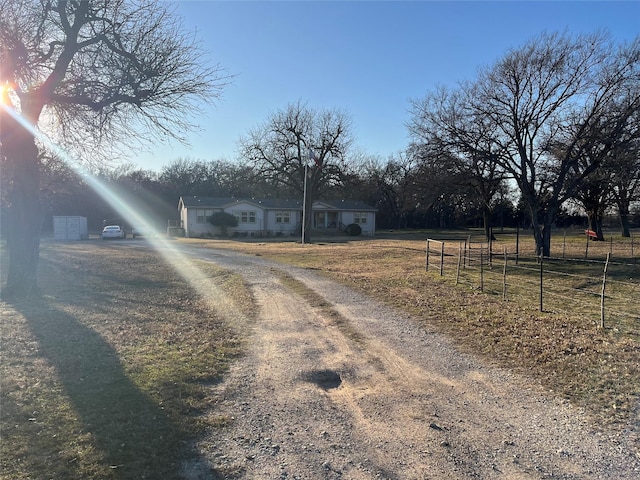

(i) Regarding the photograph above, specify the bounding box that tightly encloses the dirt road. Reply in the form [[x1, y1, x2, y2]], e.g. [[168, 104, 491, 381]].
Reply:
[[178, 245, 639, 479]]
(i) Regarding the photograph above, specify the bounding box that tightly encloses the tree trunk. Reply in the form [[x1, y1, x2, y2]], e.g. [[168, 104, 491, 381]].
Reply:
[[539, 203, 562, 257], [542, 223, 552, 257], [586, 208, 605, 241], [531, 222, 545, 256], [2, 122, 42, 298], [617, 198, 632, 238], [482, 206, 494, 241], [526, 199, 546, 257], [619, 212, 631, 238], [529, 206, 555, 257]]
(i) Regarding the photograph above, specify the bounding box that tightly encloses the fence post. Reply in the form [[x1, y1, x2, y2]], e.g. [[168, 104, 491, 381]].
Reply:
[[456, 242, 462, 285], [539, 249, 544, 312], [585, 231, 589, 259], [426, 239, 431, 271], [562, 230, 566, 259], [465, 235, 471, 268], [609, 235, 613, 255], [489, 227, 493, 266], [515, 225, 520, 265], [600, 253, 610, 329], [440, 241, 445, 276], [480, 248, 484, 292], [502, 247, 508, 300]]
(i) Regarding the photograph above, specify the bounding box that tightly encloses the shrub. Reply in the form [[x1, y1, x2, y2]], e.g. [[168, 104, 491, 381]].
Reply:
[[345, 223, 362, 236], [208, 212, 238, 236]]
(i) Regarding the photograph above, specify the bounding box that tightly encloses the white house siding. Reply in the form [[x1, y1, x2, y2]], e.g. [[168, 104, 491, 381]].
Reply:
[[178, 196, 376, 238], [340, 211, 376, 236], [265, 209, 299, 236], [227, 201, 265, 236], [184, 208, 214, 237]]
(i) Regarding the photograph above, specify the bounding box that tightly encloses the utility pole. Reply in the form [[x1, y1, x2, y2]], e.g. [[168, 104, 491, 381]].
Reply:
[[301, 164, 308, 245]]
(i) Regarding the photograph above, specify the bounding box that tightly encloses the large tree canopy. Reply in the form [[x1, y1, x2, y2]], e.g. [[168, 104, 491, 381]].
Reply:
[[409, 31, 640, 256], [0, 0, 225, 156], [610, 136, 640, 237], [238, 102, 353, 243], [474, 32, 639, 255], [408, 85, 507, 240], [0, 0, 227, 297]]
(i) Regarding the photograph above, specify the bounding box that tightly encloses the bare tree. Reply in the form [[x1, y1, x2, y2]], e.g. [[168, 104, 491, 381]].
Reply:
[[408, 85, 507, 240], [564, 79, 640, 240], [367, 152, 419, 230], [158, 158, 271, 201], [159, 158, 220, 198], [572, 166, 612, 240], [610, 137, 640, 237], [238, 101, 353, 243], [0, 0, 227, 297], [470, 31, 639, 256]]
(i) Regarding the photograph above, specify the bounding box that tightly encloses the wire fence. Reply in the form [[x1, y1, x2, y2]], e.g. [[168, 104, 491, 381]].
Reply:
[[499, 228, 638, 261], [425, 237, 639, 337]]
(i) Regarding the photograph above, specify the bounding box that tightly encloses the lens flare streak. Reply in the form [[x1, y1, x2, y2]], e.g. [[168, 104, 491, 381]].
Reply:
[[1, 101, 230, 307]]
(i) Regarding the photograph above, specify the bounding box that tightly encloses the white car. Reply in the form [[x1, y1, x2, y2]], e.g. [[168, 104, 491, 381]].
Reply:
[[101, 225, 126, 239]]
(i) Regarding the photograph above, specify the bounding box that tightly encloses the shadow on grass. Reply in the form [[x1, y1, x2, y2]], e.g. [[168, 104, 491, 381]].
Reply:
[[14, 298, 219, 480]]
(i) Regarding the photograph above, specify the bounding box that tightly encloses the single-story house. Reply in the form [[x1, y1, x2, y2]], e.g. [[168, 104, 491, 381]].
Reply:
[[177, 196, 377, 238]]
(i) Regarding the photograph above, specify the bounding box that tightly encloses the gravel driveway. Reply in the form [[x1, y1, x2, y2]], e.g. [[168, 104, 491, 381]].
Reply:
[[176, 244, 640, 479]]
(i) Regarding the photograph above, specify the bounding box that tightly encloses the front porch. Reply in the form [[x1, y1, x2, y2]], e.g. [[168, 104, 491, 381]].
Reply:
[[312, 211, 341, 231]]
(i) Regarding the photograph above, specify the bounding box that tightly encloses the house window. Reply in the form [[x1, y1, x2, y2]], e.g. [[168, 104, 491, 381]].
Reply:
[[235, 211, 256, 224], [354, 212, 368, 224], [196, 209, 215, 223], [275, 211, 290, 223]]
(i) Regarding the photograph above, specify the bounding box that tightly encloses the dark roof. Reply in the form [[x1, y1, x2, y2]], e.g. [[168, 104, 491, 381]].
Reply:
[[180, 196, 302, 209], [179, 196, 376, 211], [318, 199, 377, 211]]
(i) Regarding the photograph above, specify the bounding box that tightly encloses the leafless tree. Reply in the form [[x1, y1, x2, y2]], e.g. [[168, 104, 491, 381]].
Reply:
[[408, 85, 507, 240], [470, 31, 639, 256], [238, 101, 353, 243], [367, 152, 420, 229], [0, 0, 227, 297], [610, 137, 640, 237], [572, 166, 612, 240], [564, 77, 640, 240]]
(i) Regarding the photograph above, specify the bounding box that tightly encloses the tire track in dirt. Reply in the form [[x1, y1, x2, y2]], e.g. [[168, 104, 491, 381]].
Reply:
[[195, 269, 383, 479], [180, 246, 640, 479]]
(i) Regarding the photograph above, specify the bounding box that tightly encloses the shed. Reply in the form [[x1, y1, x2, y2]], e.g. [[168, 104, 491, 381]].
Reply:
[[53, 216, 88, 241]]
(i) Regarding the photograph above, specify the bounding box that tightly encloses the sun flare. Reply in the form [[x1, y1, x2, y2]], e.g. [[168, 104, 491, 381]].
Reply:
[[0, 82, 16, 107], [3, 101, 229, 310]]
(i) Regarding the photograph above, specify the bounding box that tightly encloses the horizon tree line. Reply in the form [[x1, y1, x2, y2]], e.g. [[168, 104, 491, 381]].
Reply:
[[1, 0, 638, 298], [32, 31, 639, 248]]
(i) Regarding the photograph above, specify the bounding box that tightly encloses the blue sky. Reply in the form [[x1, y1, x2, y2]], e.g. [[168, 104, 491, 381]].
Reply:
[[136, 0, 640, 171]]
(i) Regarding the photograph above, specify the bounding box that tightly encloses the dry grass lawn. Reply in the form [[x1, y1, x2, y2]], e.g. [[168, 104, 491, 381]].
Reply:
[[1, 241, 251, 479], [1, 230, 638, 479], [185, 232, 639, 439]]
